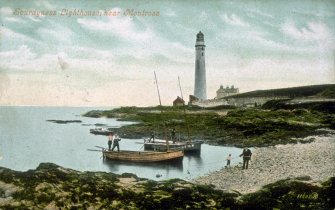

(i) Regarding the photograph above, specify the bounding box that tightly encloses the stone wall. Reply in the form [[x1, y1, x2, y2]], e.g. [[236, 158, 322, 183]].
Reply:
[[191, 98, 228, 108], [226, 96, 284, 107], [190, 96, 289, 108]]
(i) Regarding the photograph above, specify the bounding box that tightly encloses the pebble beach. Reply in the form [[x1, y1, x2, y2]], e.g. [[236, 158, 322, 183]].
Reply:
[[194, 132, 335, 194]]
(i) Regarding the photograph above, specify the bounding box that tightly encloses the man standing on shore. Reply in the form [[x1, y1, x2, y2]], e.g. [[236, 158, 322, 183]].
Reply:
[[239, 148, 252, 169], [226, 154, 232, 167]]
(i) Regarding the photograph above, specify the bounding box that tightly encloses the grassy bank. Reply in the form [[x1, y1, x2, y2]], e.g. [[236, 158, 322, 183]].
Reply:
[[83, 106, 334, 147]]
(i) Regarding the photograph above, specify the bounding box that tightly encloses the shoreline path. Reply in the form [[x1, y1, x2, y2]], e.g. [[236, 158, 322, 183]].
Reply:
[[193, 132, 335, 194]]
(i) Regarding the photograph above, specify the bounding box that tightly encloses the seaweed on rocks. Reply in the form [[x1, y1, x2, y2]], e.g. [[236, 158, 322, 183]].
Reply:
[[0, 163, 333, 209], [239, 177, 334, 210], [83, 106, 335, 147]]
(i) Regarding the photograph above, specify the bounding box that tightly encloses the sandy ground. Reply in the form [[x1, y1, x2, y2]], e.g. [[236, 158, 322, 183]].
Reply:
[[194, 131, 335, 194]]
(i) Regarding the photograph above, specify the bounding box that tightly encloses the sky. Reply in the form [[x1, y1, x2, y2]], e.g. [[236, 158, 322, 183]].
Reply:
[[0, 0, 334, 107]]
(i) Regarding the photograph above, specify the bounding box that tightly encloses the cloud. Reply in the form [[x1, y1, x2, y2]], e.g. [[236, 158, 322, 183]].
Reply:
[[291, 9, 335, 18], [220, 13, 249, 27], [77, 16, 154, 43], [34, 0, 56, 10], [37, 25, 76, 45], [28, 16, 41, 22], [280, 21, 335, 55], [0, 7, 13, 15], [1, 27, 41, 47], [281, 21, 332, 42], [199, 11, 218, 30], [0, 45, 36, 70], [247, 9, 274, 19], [208, 55, 334, 93], [0, 44, 113, 73], [260, 20, 277, 28], [4, 17, 27, 23], [77, 14, 193, 65], [199, 11, 209, 22], [68, 46, 115, 60], [164, 9, 177, 17], [214, 29, 305, 56], [247, 31, 305, 53], [0, 73, 10, 105]]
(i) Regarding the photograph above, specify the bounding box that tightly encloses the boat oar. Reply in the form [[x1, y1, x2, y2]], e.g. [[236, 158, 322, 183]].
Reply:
[[95, 145, 107, 149], [87, 149, 102, 152], [138, 138, 148, 150], [88, 149, 105, 159]]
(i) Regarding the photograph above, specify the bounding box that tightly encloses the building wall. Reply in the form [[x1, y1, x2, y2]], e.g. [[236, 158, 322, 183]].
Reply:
[[190, 96, 290, 108], [216, 86, 239, 99], [191, 98, 228, 108], [226, 96, 289, 107]]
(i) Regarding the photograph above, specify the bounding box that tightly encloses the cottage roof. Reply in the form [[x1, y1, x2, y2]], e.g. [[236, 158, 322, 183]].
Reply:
[[173, 96, 185, 103]]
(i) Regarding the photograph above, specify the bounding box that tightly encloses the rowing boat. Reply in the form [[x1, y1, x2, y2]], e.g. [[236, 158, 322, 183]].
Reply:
[[102, 149, 184, 163]]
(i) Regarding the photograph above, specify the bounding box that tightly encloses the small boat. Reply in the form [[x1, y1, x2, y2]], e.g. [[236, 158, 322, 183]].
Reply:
[[92, 72, 184, 163], [90, 127, 113, 135], [144, 139, 204, 153], [102, 149, 184, 163]]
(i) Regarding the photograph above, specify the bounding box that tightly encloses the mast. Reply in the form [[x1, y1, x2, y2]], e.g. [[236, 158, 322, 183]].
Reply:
[[178, 76, 191, 142], [154, 71, 169, 150], [178, 76, 184, 100], [154, 71, 162, 107]]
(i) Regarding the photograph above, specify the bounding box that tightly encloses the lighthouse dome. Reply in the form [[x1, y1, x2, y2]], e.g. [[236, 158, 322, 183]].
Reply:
[[196, 31, 204, 41]]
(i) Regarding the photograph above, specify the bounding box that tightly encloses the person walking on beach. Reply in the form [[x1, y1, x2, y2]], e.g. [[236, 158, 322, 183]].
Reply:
[[239, 147, 252, 169], [108, 132, 113, 150], [226, 154, 232, 167], [112, 134, 121, 152]]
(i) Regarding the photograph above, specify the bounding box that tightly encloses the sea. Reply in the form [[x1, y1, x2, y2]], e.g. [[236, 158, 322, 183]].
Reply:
[[0, 106, 242, 180]]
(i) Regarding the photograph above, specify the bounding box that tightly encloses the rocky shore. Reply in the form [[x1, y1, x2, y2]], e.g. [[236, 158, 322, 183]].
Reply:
[[0, 162, 334, 209], [194, 132, 335, 194], [0, 134, 334, 209]]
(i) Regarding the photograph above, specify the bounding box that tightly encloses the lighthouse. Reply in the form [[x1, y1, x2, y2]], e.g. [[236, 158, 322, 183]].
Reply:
[[194, 31, 207, 100]]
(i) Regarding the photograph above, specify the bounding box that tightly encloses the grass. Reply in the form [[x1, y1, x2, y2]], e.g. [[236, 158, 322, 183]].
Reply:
[[83, 106, 334, 147]]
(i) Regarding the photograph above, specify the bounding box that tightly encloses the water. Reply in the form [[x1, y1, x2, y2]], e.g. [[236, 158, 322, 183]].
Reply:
[[0, 106, 243, 180]]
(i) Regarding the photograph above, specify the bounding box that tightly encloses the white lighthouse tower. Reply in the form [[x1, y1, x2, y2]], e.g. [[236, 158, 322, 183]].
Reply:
[[194, 31, 207, 100]]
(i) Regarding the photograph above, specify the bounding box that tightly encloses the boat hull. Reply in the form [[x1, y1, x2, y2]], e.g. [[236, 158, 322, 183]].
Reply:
[[102, 150, 184, 163], [144, 139, 204, 153], [90, 128, 112, 136]]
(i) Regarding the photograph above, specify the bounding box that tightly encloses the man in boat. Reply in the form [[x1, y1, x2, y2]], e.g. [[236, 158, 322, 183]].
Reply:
[[112, 134, 121, 152], [108, 132, 113, 150], [171, 128, 176, 144], [239, 147, 252, 169], [148, 131, 155, 143]]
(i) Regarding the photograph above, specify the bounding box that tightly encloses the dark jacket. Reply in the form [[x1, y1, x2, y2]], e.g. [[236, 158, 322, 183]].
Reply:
[[113, 138, 121, 145], [240, 149, 252, 160]]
